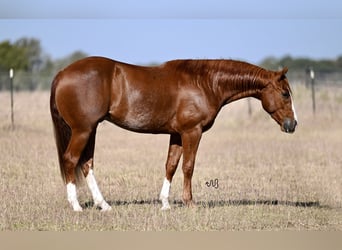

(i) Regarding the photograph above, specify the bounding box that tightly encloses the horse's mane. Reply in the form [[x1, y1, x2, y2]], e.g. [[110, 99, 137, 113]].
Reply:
[[166, 59, 268, 90], [165, 59, 291, 93]]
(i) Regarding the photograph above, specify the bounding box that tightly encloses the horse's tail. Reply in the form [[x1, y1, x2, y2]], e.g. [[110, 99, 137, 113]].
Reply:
[[50, 75, 71, 184]]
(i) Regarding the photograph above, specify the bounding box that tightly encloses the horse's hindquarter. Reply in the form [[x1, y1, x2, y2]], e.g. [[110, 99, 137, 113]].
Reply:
[[54, 57, 114, 129]]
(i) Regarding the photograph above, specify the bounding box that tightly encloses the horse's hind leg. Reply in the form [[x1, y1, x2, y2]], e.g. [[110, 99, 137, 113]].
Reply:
[[160, 134, 183, 210], [81, 128, 112, 211], [63, 128, 93, 211]]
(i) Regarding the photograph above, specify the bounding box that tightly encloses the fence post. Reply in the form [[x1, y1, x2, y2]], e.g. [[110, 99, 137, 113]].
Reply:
[[305, 67, 310, 88], [9, 68, 14, 129], [310, 68, 316, 115]]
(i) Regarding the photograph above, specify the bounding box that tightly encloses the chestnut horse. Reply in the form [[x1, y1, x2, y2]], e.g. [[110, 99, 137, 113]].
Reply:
[[50, 57, 297, 211]]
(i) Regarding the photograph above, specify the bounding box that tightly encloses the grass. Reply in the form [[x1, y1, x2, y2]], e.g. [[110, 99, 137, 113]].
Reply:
[[0, 85, 341, 231]]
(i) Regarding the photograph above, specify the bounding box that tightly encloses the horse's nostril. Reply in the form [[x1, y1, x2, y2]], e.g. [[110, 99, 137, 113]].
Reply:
[[283, 118, 296, 133]]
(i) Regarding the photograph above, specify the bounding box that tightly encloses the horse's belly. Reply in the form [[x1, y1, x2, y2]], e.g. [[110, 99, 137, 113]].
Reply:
[[107, 107, 172, 134], [108, 85, 176, 133]]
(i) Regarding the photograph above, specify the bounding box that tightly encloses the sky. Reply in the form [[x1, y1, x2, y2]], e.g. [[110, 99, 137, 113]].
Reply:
[[1, 0, 342, 65]]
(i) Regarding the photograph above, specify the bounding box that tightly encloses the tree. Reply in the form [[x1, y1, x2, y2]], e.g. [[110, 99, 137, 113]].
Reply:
[[0, 38, 45, 90], [0, 40, 29, 71], [14, 38, 43, 72], [0, 37, 89, 90]]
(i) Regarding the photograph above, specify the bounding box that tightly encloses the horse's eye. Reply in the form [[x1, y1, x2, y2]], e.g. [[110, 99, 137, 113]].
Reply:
[[282, 91, 290, 99]]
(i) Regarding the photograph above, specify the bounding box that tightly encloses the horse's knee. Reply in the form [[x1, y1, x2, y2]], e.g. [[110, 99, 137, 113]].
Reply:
[[182, 161, 194, 177], [166, 162, 178, 179]]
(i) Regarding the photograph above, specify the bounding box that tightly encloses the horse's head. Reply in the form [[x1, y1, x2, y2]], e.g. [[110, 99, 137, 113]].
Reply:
[[260, 67, 298, 133]]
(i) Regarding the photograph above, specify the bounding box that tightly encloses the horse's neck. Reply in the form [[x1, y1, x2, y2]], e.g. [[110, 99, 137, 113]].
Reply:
[[214, 66, 268, 105]]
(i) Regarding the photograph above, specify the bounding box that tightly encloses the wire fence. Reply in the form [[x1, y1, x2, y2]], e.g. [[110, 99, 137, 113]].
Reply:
[[1, 69, 342, 92], [1, 68, 341, 129], [0, 70, 55, 91]]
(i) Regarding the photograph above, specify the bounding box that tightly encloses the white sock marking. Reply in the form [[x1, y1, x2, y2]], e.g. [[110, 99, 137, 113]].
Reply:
[[86, 169, 112, 211], [67, 183, 83, 211], [159, 178, 171, 210]]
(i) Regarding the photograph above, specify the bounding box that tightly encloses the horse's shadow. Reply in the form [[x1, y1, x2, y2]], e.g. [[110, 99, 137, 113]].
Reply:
[[83, 199, 323, 210]]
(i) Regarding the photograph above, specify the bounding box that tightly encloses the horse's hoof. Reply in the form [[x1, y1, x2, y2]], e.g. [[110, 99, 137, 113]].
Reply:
[[72, 205, 83, 212], [184, 200, 196, 208], [98, 200, 112, 212], [161, 205, 171, 211], [101, 206, 112, 212]]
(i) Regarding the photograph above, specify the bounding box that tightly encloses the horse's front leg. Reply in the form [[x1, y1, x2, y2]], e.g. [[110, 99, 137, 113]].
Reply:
[[180, 127, 202, 207], [160, 134, 183, 210]]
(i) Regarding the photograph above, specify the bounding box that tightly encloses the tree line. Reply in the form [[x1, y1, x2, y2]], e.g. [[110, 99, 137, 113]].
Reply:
[[1, 37, 342, 90], [0, 37, 87, 90], [260, 55, 342, 73]]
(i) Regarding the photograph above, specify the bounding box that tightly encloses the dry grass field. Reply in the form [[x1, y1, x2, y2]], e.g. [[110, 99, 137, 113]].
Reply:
[[0, 84, 341, 231]]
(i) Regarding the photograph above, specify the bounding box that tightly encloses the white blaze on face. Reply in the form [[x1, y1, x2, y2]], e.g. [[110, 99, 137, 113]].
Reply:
[[66, 183, 83, 212], [86, 169, 112, 211], [290, 92, 298, 122], [159, 178, 171, 210]]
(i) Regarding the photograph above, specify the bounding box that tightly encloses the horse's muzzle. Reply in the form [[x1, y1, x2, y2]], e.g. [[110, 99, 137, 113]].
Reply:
[[282, 118, 297, 133]]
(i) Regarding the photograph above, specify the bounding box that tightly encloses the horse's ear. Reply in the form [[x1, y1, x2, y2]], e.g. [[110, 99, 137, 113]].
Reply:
[[277, 67, 288, 81], [281, 67, 288, 75]]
